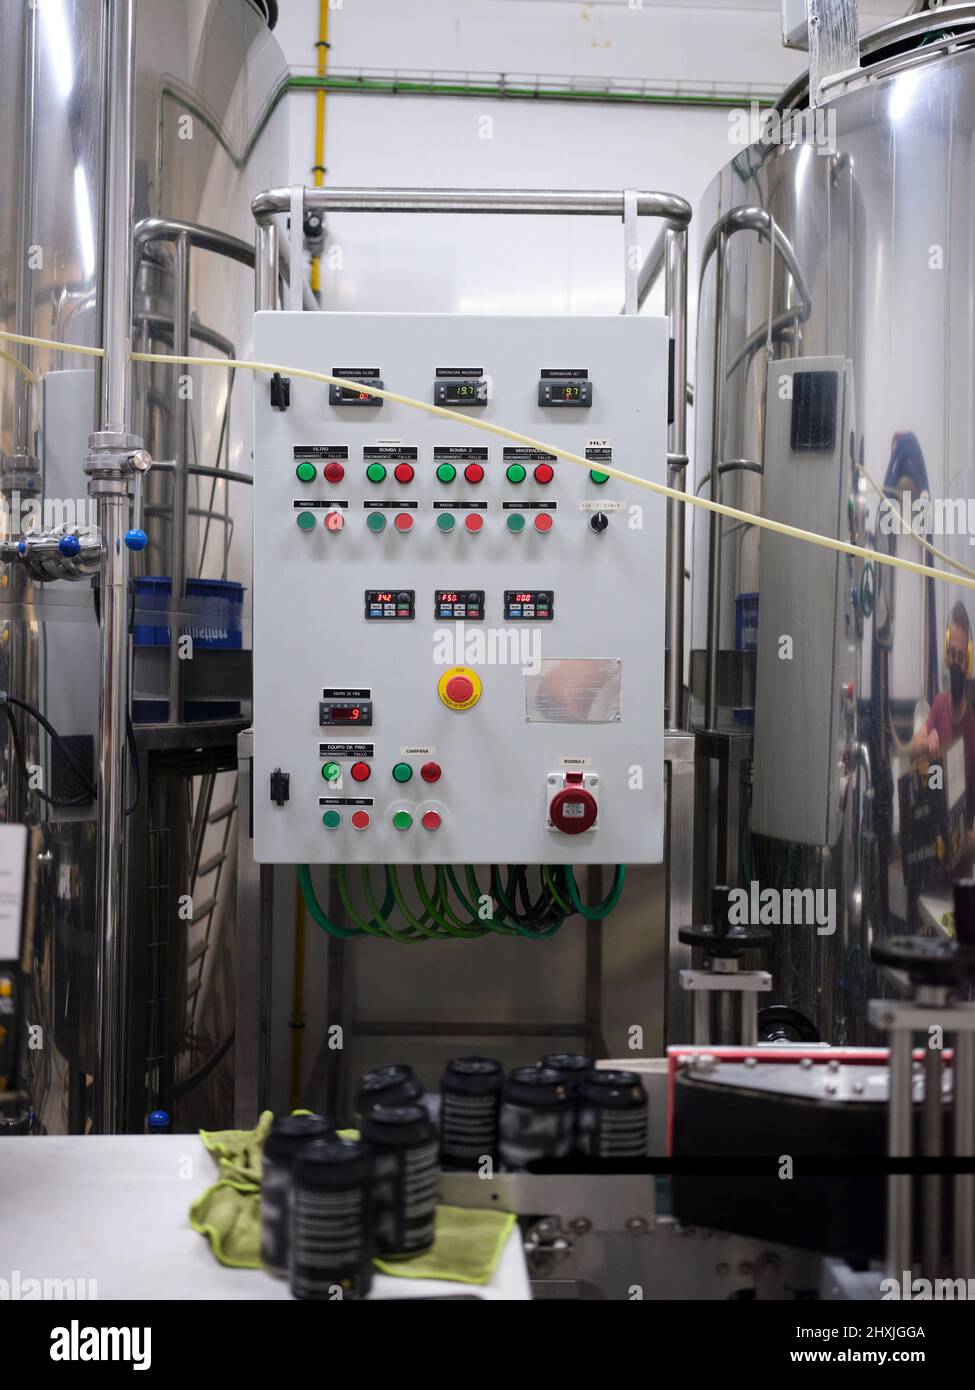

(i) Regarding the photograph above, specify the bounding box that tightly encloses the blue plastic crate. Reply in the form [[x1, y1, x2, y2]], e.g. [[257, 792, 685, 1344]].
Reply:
[[133, 576, 244, 649]]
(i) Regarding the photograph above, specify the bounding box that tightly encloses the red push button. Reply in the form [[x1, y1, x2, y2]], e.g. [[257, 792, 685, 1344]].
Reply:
[[324, 510, 345, 532], [420, 761, 442, 783], [534, 512, 554, 533], [394, 511, 414, 532], [351, 810, 370, 830], [534, 463, 554, 484], [464, 463, 485, 484], [421, 810, 442, 831], [324, 461, 345, 484], [445, 674, 474, 703], [394, 462, 415, 484], [464, 512, 484, 533], [350, 761, 371, 782]]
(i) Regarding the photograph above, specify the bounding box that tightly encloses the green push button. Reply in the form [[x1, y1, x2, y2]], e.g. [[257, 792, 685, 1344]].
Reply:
[[506, 463, 526, 484], [506, 512, 526, 533], [321, 762, 341, 782], [296, 510, 317, 531], [392, 810, 413, 831], [366, 511, 387, 533], [436, 511, 456, 532], [590, 469, 609, 484], [436, 463, 457, 484], [322, 809, 342, 829], [296, 461, 316, 483], [392, 761, 413, 783], [366, 462, 387, 484]]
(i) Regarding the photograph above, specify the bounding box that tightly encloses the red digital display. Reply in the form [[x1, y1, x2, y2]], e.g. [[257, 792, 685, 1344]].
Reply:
[[514, 593, 533, 603], [375, 592, 393, 602], [440, 592, 459, 603], [330, 705, 362, 722]]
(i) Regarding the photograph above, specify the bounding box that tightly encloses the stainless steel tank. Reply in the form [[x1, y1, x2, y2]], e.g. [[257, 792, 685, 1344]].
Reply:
[[690, 8, 975, 1043], [0, 0, 290, 1130]]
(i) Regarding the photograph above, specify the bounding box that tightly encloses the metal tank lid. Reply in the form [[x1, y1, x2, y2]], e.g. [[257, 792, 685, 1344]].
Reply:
[[777, 3, 975, 111]]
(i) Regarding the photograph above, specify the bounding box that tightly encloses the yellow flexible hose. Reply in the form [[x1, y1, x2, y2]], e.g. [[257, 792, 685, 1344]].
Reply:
[[0, 348, 39, 388]]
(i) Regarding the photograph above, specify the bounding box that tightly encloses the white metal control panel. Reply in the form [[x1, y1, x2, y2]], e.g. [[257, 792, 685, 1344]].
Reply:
[[252, 311, 667, 864]]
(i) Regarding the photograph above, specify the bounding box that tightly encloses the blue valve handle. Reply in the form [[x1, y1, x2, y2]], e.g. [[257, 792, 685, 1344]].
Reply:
[[58, 534, 81, 557], [124, 529, 148, 551]]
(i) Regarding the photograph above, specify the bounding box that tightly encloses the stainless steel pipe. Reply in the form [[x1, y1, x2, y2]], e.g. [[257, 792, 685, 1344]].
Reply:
[[169, 231, 190, 726], [665, 225, 688, 729], [252, 186, 692, 223], [91, 0, 141, 1135]]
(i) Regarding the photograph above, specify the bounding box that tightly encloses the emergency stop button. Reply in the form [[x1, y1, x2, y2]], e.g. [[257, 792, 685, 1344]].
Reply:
[[438, 665, 482, 711]]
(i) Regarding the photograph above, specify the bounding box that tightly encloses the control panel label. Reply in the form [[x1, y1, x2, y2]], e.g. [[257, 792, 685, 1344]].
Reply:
[[540, 368, 589, 379], [502, 501, 557, 511], [433, 446, 489, 460], [334, 366, 380, 377], [323, 688, 371, 699], [294, 445, 349, 460], [364, 445, 418, 462], [402, 745, 435, 755], [579, 499, 624, 512], [585, 442, 612, 462], [319, 797, 374, 806], [435, 367, 483, 377], [433, 500, 488, 511], [503, 447, 557, 462], [560, 756, 593, 767], [293, 499, 348, 508], [320, 743, 374, 758], [363, 499, 419, 509]]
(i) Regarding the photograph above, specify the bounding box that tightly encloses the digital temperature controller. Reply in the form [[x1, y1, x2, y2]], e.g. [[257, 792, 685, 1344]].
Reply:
[[504, 590, 554, 620], [435, 590, 485, 620], [319, 700, 373, 727], [364, 590, 415, 619], [435, 378, 488, 406]]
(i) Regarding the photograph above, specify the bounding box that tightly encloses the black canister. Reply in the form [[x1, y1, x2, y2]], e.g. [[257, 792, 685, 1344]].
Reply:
[[576, 1070, 648, 1157], [260, 1112, 334, 1277], [354, 1063, 425, 1117], [541, 1053, 595, 1095], [439, 1056, 503, 1170], [499, 1065, 573, 1170], [290, 1138, 374, 1300], [362, 1104, 439, 1257]]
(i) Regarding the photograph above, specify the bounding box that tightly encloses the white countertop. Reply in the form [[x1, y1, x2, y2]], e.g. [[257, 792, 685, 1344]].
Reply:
[[0, 1135, 530, 1301]]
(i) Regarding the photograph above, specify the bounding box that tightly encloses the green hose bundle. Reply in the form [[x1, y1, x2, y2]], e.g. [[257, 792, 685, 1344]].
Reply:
[[297, 862, 626, 942]]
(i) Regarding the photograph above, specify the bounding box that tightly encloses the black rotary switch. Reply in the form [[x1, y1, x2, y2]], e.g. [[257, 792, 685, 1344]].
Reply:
[[589, 511, 609, 534]]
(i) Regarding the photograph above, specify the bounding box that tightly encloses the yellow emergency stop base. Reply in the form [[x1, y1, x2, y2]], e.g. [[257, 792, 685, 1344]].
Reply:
[[438, 666, 482, 711]]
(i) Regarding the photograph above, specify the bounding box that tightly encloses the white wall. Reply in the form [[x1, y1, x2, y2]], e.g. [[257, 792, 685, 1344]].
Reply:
[[269, 0, 906, 325]]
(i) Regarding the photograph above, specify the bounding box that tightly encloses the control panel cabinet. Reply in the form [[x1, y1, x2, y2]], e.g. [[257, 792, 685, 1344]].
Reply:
[[252, 312, 667, 864]]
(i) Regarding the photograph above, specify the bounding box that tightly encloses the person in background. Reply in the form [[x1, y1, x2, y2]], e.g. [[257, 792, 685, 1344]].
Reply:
[[910, 601, 975, 843]]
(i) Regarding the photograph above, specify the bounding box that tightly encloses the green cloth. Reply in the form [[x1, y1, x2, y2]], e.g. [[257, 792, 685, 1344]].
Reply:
[[374, 1205, 516, 1284], [188, 1110, 273, 1268], [189, 1113, 514, 1285]]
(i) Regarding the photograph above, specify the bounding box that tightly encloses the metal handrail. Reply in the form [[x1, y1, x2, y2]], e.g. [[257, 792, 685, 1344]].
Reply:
[[698, 205, 812, 730]]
